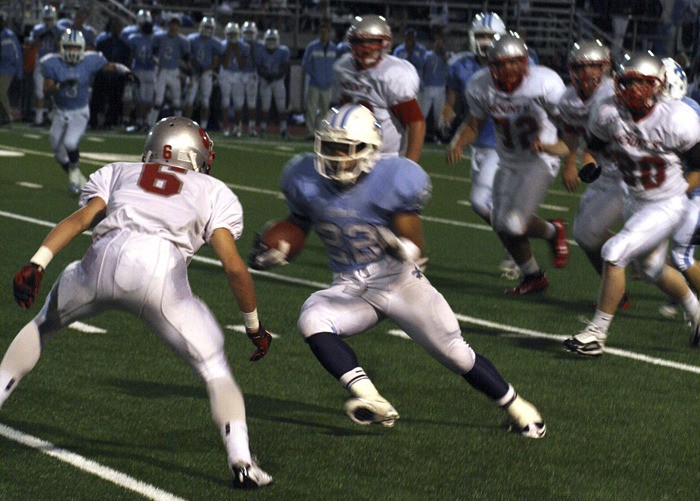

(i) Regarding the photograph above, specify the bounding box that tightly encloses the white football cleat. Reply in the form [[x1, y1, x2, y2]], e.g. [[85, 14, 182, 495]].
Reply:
[[658, 302, 680, 319], [499, 258, 522, 281], [505, 395, 546, 439], [564, 322, 606, 356], [345, 396, 399, 428], [231, 458, 273, 489]]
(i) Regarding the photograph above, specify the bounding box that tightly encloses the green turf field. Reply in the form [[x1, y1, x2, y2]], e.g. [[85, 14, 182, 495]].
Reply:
[[0, 125, 698, 500]]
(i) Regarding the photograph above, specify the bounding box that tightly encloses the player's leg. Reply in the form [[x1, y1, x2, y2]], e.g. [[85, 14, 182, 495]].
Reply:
[[385, 270, 545, 438], [33, 65, 46, 126], [199, 72, 214, 130], [297, 284, 398, 426], [184, 74, 198, 121], [231, 73, 246, 136], [148, 71, 167, 126], [64, 107, 90, 194], [304, 85, 319, 138], [245, 73, 259, 136], [219, 71, 233, 135], [273, 80, 287, 138], [258, 79, 272, 136]]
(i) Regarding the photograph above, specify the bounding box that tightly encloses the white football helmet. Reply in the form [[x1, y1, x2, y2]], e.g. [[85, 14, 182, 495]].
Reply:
[[615, 52, 665, 117], [142, 117, 215, 174], [662, 57, 688, 100], [42, 4, 57, 26], [469, 12, 506, 57], [199, 16, 216, 37], [314, 104, 383, 185], [568, 40, 611, 100], [242, 21, 258, 43], [348, 15, 392, 70], [60, 29, 85, 65], [488, 33, 529, 93], [263, 28, 280, 50], [225, 22, 240, 43], [137, 9, 153, 34]]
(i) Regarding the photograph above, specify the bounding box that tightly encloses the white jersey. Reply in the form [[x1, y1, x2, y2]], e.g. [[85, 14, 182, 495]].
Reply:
[[334, 53, 420, 157], [80, 162, 244, 263], [558, 78, 618, 176], [466, 65, 565, 167], [588, 97, 700, 201]]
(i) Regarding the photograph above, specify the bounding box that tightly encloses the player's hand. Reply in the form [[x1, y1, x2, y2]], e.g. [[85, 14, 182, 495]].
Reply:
[[376, 227, 422, 263], [579, 162, 602, 183], [248, 234, 289, 270], [446, 139, 464, 165], [246, 324, 272, 362], [562, 160, 581, 192], [13, 263, 44, 309], [60, 78, 78, 89], [126, 72, 140, 87]]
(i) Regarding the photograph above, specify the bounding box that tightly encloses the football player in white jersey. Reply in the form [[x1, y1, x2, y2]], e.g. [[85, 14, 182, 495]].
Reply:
[[333, 15, 426, 162], [447, 34, 570, 296], [249, 104, 546, 437], [557, 40, 631, 308], [564, 53, 700, 356], [5, 117, 273, 488]]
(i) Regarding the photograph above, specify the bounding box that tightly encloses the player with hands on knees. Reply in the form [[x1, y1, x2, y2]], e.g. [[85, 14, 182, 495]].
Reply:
[[4, 117, 272, 489], [249, 103, 546, 438]]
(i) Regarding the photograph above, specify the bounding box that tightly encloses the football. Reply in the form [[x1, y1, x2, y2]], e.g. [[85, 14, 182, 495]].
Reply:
[[260, 219, 307, 260]]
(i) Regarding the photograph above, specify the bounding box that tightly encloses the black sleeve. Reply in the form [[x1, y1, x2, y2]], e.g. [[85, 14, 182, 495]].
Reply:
[[585, 132, 609, 153], [681, 142, 700, 171]]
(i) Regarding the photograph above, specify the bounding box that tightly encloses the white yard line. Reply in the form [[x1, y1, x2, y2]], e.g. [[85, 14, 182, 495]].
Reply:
[[0, 424, 187, 501]]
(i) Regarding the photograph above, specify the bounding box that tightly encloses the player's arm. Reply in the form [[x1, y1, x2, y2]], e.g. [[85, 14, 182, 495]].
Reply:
[[13, 197, 107, 309], [560, 130, 582, 192], [377, 212, 427, 269], [209, 53, 220, 72], [682, 142, 700, 192], [391, 98, 425, 162], [43, 76, 60, 96], [248, 214, 311, 270], [446, 114, 484, 164], [578, 131, 609, 183], [440, 88, 458, 130], [210, 227, 272, 361], [531, 137, 570, 157]]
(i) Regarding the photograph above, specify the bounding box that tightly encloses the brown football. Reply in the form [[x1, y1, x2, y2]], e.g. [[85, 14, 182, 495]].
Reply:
[[260, 219, 307, 259]]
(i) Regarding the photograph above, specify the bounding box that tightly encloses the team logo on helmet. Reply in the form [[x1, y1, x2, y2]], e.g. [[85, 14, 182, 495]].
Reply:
[[143, 117, 215, 174]]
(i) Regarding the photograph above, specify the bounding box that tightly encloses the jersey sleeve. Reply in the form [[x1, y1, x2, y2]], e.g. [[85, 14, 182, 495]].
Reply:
[[382, 160, 432, 213], [280, 154, 316, 219], [586, 99, 613, 143], [541, 70, 566, 117], [384, 60, 420, 106], [465, 74, 489, 121], [40, 55, 57, 80], [80, 164, 114, 207], [205, 184, 244, 242], [669, 102, 700, 152]]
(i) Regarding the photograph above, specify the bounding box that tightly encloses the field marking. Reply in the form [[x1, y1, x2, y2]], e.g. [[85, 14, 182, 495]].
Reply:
[[17, 181, 43, 189], [0, 423, 187, 501], [458, 200, 569, 212], [69, 321, 107, 334], [1, 211, 694, 375]]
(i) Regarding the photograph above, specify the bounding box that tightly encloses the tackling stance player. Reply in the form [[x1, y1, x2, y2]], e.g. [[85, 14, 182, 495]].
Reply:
[[4, 117, 273, 488], [249, 104, 546, 438]]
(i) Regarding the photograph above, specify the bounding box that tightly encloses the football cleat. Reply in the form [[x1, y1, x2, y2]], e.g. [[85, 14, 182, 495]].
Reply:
[[659, 301, 680, 319], [505, 395, 546, 439], [549, 219, 569, 268], [564, 323, 606, 356], [505, 272, 548, 296], [499, 257, 522, 281], [231, 459, 273, 489], [344, 396, 399, 428]]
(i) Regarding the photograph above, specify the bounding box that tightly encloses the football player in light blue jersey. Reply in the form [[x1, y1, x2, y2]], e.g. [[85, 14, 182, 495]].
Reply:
[[256, 29, 290, 138], [41, 29, 134, 195], [241, 21, 263, 135], [57, 7, 97, 49], [149, 15, 190, 126], [420, 36, 449, 142], [184, 17, 222, 130], [29, 5, 64, 126], [248, 104, 547, 437], [219, 22, 250, 137], [124, 11, 157, 132], [392, 27, 427, 86]]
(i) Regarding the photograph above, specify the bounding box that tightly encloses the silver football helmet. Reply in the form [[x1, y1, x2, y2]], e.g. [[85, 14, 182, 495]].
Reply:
[[199, 16, 216, 38], [60, 29, 86, 65], [615, 52, 665, 117], [142, 117, 215, 175], [662, 57, 688, 100], [42, 4, 57, 26], [263, 28, 280, 50], [468, 12, 506, 57], [242, 21, 258, 43], [225, 22, 240, 43], [487, 33, 529, 92], [314, 104, 383, 184], [568, 40, 611, 100], [137, 9, 153, 34], [347, 15, 392, 70]]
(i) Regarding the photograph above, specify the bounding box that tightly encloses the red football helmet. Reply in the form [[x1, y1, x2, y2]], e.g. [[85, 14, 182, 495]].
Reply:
[[348, 15, 392, 70], [487, 33, 529, 93], [614, 52, 665, 119], [568, 40, 611, 101]]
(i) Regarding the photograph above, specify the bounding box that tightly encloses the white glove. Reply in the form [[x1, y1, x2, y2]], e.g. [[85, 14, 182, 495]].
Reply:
[[376, 227, 427, 270], [249, 239, 290, 270]]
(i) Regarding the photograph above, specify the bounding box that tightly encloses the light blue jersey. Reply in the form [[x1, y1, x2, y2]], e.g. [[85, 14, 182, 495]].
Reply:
[[30, 23, 64, 59], [40, 51, 108, 110], [257, 45, 290, 77], [242, 40, 263, 73], [393, 43, 427, 75], [281, 154, 432, 272], [302, 38, 336, 90], [153, 33, 189, 70], [0, 28, 22, 78], [187, 33, 222, 71], [128, 32, 155, 71], [221, 39, 249, 72], [422, 50, 447, 87]]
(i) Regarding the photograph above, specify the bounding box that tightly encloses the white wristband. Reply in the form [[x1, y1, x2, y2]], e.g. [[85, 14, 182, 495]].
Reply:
[[30, 245, 54, 270], [114, 63, 130, 75], [242, 309, 260, 331]]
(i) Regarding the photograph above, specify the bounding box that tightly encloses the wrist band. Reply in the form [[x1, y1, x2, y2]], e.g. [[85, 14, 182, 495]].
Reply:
[[242, 309, 260, 331], [30, 245, 53, 270]]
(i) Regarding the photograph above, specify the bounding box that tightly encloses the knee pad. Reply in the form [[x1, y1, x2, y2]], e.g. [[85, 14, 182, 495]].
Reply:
[[196, 351, 233, 382]]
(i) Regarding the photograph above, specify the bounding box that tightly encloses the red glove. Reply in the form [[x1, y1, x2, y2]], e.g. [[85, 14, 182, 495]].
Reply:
[[246, 324, 272, 362], [13, 263, 44, 309]]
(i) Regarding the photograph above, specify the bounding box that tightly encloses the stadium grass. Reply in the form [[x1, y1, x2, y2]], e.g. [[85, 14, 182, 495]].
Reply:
[[1, 126, 699, 500]]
